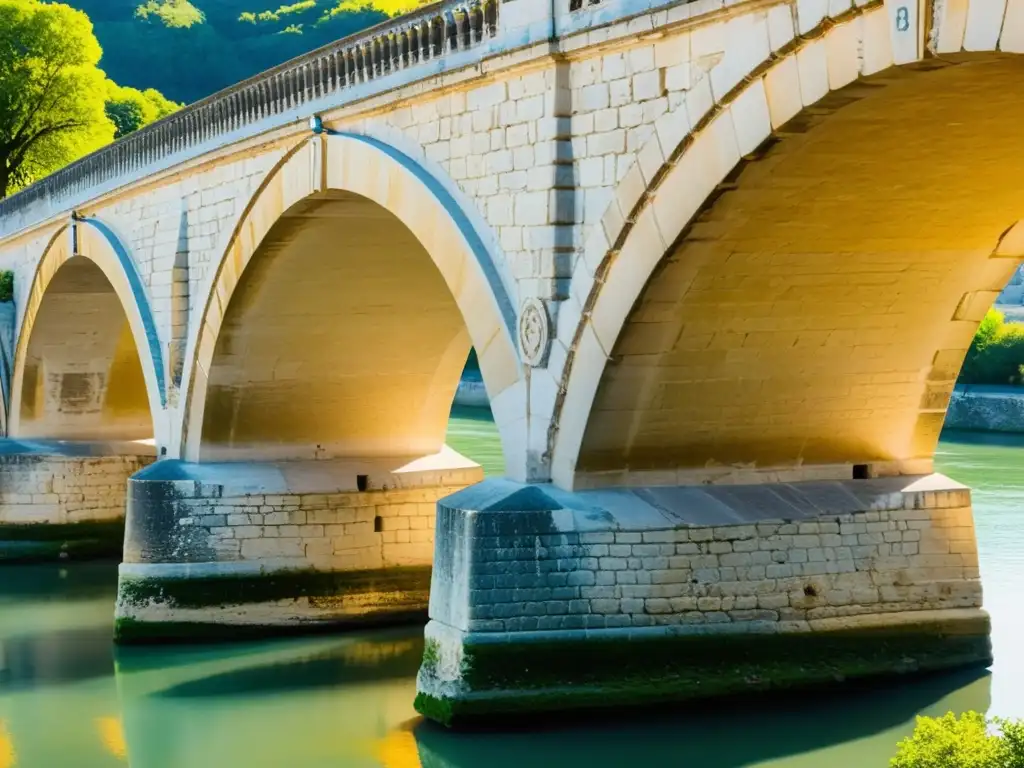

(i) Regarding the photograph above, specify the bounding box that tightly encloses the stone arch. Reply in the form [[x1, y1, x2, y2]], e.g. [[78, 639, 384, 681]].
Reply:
[[550, 5, 1024, 489], [178, 133, 524, 473], [9, 216, 165, 443]]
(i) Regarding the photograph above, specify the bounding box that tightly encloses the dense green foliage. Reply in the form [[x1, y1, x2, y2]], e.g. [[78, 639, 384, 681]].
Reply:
[[891, 712, 1024, 767], [959, 310, 1024, 387], [0, 0, 180, 198], [0, 0, 114, 197], [105, 82, 180, 138], [0, 271, 12, 302], [66, 0, 398, 103]]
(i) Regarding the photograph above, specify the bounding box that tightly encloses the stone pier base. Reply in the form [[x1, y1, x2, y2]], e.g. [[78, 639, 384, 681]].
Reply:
[[415, 475, 992, 726], [114, 447, 482, 643], [0, 440, 154, 562]]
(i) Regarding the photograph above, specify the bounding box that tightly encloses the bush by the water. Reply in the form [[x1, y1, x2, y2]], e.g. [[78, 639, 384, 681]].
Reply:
[[891, 712, 1024, 767], [0, 271, 12, 303], [958, 310, 1024, 386]]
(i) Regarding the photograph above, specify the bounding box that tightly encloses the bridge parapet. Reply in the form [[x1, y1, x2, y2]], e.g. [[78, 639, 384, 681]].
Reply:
[[0, 0, 517, 238]]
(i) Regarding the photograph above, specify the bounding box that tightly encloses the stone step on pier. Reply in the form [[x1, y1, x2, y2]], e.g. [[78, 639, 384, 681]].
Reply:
[[114, 446, 482, 643], [416, 474, 991, 726], [0, 439, 155, 561]]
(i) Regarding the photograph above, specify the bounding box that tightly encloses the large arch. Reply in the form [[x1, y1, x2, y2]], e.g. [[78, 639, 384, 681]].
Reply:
[[8, 218, 165, 443], [551, 12, 1024, 489], [178, 133, 523, 470]]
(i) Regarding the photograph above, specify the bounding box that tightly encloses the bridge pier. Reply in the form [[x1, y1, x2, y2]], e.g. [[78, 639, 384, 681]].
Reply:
[[113, 448, 481, 643], [0, 440, 153, 562], [415, 475, 991, 726]]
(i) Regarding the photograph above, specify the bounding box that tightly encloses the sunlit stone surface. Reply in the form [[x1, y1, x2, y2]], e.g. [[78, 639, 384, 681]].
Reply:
[[0, 0, 1021, 720]]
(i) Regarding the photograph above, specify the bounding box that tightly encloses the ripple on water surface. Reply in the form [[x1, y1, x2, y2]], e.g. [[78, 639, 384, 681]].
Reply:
[[0, 426, 1019, 767]]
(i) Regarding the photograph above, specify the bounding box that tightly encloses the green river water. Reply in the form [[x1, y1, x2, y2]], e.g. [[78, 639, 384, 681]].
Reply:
[[0, 413, 1021, 767]]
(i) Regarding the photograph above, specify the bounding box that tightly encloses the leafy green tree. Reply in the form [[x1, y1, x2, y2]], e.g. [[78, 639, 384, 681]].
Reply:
[[891, 712, 1024, 768], [0, 0, 115, 198], [959, 309, 1024, 386], [105, 83, 180, 138], [891, 712, 1004, 767], [134, 0, 204, 28]]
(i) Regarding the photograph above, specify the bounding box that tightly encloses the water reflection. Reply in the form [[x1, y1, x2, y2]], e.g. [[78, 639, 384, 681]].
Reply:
[[0, 431, 1016, 767], [0, 627, 114, 692], [412, 671, 992, 768], [114, 631, 422, 767], [107, 627, 995, 768]]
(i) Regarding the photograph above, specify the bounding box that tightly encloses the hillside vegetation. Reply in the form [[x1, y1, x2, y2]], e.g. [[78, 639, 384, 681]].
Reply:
[[66, 0, 418, 103]]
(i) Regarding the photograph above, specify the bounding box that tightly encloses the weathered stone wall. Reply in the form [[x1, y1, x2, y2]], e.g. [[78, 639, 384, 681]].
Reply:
[[115, 453, 482, 641], [996, 264, 1024, 318], [0, 443, 154, 561], [946, 386, 1024, 434], [0, 449, 151, 526], [151, 486, 452, 569], [417, 474, 990, 723], [435, 477, 980, 634]]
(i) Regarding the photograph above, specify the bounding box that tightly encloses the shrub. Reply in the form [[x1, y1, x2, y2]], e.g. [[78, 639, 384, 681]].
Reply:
[[958, 309, 1024, 386], [891, 712, 1024, 768], [0, 271, 12, 303]]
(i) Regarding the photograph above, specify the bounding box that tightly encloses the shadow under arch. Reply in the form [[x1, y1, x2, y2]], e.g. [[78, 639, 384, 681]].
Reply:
[[8, 217, 165, 444], [178, 133, 522, 473], [551, 37, 1024, 489]]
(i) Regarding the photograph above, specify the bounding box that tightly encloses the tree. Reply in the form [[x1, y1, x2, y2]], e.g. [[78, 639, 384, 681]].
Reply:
[[134, 0, 205, 28], [105, 83, 180, 138], [0, 0, 115, 199], [890, 712, 1024, 768]]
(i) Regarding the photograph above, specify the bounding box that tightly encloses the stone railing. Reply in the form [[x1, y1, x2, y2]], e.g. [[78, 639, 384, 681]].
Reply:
[[0, 0, 500, 228]]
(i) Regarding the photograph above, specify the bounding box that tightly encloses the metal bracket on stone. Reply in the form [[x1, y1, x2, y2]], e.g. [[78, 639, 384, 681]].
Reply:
[[69, 212, 81, 257]]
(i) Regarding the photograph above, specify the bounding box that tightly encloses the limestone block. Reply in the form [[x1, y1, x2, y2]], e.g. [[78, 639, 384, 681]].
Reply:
[[729, 80, 772, 156], [886, 0, 922, 63], [964, 0, 1008, 50], [767, 4, 796, 50], [796, 40, 829, 107], [1000, 0, 1024, 51], [861, 7, 896, 73], [825, 17, 860, 90], [798, 0, 829, 34], [934, 0, 970, 52]]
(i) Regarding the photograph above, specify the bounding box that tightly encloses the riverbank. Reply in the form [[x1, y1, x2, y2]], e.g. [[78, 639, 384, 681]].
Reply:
[[946, 385, 1024, 434], [453, 372, 488, 409]]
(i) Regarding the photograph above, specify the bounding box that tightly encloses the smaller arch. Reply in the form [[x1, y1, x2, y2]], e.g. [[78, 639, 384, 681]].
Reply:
[[419, 20, 431, 59], [346, 49, 357, 84], [373, 39, 383, 77], [399, 30, 410, 68], [445, 11, 459, 52], [9, 217, 165, 443], [431, 16, 444, 57], [484, 0, 497, 37], [178, 135, 524, 474], [458, 8, 471, 48], [409, 27, 420, 63], [470, 4, 484, 44]]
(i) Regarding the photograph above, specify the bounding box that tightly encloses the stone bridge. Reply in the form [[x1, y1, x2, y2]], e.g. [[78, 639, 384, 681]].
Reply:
[[0, 0, 1021, 723]]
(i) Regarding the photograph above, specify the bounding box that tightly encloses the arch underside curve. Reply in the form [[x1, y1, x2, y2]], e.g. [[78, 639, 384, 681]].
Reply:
[[180, 133, 522, 471], [9, 219, 164, 442], [553, 23, 1024, 489]]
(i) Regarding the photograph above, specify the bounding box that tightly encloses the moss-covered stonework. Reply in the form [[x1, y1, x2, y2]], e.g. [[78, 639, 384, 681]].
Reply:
[[115, 565, 431, 644], [417, 477, 991, 725], [0, 521, 125, 562], [415, 612, 993, 727]]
